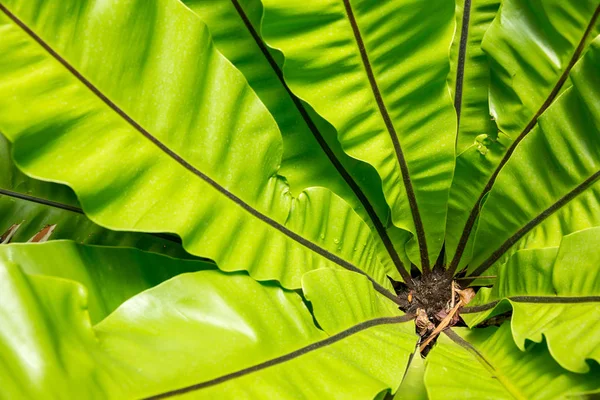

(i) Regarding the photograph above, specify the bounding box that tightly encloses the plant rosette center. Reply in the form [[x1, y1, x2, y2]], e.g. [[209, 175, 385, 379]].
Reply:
[[394, 270, 476, 352]]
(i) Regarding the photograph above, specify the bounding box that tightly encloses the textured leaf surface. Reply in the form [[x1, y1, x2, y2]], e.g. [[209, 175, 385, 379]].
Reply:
[[486, 0, 600, 138], [0, 244, 416, 399], [261, 0, 457, 269], [0, 0, 396, 298], [444, 0, 502, 269], [425, 325, 600, 400], [446, 0, 600, 272], [467, 36, 600, 277], [1, 135, 193, 257], [448, 0, 500, 153], [183, 0, 375, 202], [181, 0, 411, 281], [445, 135, 509, 272], [462, 228, 600, 373]]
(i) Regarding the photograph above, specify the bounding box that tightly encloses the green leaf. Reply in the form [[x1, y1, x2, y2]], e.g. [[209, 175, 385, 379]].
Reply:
[[302, 268, 402, 333], [424, 324, 600, 400], [394, 352, 427, 400], [445, 134, 509, 274], [1, 133, 196, 257], [0, 241, 213, 323], [446, 0, 600, 274], [100, 269, 415, 399], [261, 0, 457, 270], [462, 228, 600, 373], [0, 257, 117, 399], [445, 0, 502, 274], [180, 0, 412, 282], [0, 243, 417, 399], [486, 0, 600, 138], [0, 0, 398, 299], [448, 0, 500, 153], [467, 36, 600, 277]]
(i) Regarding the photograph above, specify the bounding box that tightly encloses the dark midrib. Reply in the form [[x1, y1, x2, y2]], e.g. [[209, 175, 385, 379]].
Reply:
[[0, 3, 401, 304], [341, 0, 430, 274], [229, 0, 413, 285], [0, 188, 180, 244], [0, 188, 83, 213], [446, 5, 600, 277], [454, 0, 472, 129], [469, 170, 600, 278], [142, 314, 414, 399], [462, 295, 600, 314], [443, 329, 495, 370]]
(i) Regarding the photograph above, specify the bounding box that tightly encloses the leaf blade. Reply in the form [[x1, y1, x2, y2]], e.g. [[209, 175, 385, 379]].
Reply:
[[448, 0, 500, 153], [182, 0, 413, 282], [0, 243, 416, 399], [446, 0, 600, 273], [1, 135, 193, 256], [0, 0, 394, 296], [0, 241, 214, 323], [467, 36, 600, 276], [424, 325, 600, 400], [261, 0, 457, 268], [462, 228, 600, 373]]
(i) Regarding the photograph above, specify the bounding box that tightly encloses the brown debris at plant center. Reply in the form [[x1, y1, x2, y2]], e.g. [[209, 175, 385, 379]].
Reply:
[[393, 268, 454, 317], [419, 284, 475, 352], [391, 268, 475, 354]]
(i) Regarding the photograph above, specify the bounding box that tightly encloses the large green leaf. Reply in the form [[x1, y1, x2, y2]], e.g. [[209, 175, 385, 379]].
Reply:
[[102, 268, 416, 399], [0, 257, 116, 399], [487, 0, 600, 138], [261, 0, 457, 270], [448, 0, 500, 153], [466, 36, 600, 277], [0, 243, 417, 399], [182, 0, 377, 203], [0, 0, 399, 300], [180, 0, 412, 282], [446, 0, 600, 274], [394, 352, 427, 400], [445, 0, 502, 275], [302, 268, 402, 333], [1, 134, 195, 257], [0, 241, 213, 323], [425, 324, 600, 399], [462, 228, 600, 373]]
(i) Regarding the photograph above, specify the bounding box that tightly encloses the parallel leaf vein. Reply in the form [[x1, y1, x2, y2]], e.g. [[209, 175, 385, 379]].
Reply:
[[469, 170, 600, 277], [341, 0, 431, 273], [229, 0, 412, 284], [444, 329, 527, 400], [143, 314, 414, 399], [462, 295, 600, 314], [454, 0, 472, 128], [0, 2, 399, 302], [447, 5, 600, 276]]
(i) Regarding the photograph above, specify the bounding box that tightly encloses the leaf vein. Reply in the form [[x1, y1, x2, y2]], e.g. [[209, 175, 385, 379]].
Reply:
[[143, 314, 415, 399], [0, 2, 398, 302], [341, 0, 430, 273]]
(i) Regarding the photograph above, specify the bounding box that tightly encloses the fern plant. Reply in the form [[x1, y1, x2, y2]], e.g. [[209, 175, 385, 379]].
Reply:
[[0, 0, 599, 398]]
